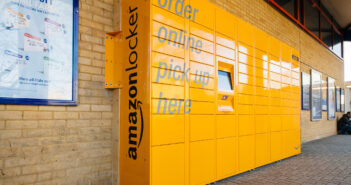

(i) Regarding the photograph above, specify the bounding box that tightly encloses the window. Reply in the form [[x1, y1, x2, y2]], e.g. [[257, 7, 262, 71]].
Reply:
[[218, 70, 233, 91], [269, 0, 344, 59]]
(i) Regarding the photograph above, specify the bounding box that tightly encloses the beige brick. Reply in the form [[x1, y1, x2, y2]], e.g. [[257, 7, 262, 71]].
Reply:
[[6, 105, 38, 111], [0, 105, 5, 110], [0, 130, 22, 139], [80, 65, 102, 74], [6, 120, 38, 129], [7, 138, 39, 147], [0, 111, 22, 120], [38, 172, 52, 181], [39, 106, 66, 111], [67, 104, 91, 112], [0, 120, 5, 129], [80, 112, 102, 120], [91, 105, 111, 112], [1, 167, 21, 177], [3, 174, 37, 184], [53, 112, 79, 120], [23, 129, 52, 137], [67, 120, 90, 127], [23, 111, 52, 120], [38, 120, 66, 128]]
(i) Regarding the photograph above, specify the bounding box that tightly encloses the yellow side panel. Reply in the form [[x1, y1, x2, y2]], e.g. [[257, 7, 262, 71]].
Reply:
[[152, 115, 184, 146], [255, 133, 270, 167], [238, 135, 255, 172], [190, 115, 216, 141], [255, 115, 269, 134], [238, 115, 255, 136], [190, 140, 216, 185], [216, 7, 236, 38], [217, 115, 237, 138], [271, 132, 283, 162], [217, 138, 237, 179], [152, 144, 185, 185]]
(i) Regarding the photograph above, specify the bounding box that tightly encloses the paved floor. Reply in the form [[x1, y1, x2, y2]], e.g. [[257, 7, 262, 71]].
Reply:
[[215, 135, 351, 185]]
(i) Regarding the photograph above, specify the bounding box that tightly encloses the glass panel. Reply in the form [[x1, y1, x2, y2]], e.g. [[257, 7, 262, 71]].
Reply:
[[218, 70, 233, 90], [321, 15, 333, 50], [333, 30, 342, 58], [304, 0, 320, 38], [274, 0, 297, 18]]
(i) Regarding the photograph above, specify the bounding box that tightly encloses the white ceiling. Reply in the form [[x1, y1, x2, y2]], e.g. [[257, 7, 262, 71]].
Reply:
[[321, 0, 351, 29]]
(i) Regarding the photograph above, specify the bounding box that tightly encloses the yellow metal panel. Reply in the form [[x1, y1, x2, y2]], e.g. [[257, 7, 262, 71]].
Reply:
[[255, 28, 269, 52], [238, 53, 254, 66], [152, 144, 185, 185], [190, 115, 216, 141], [190, 0, 215, 29], [190, 140, 216, 185], [238, 42, 254, 56], [216, 44, 235, 60], [239, 74, 254, 85], [255, 86, 269, 97], [255, 96, 269, 106], [152, 115, 184, 146], [217, 138, 237, 179], [191, 101, 215, 114], [269, 37, 281, 57], [281, 43, 292, 62], [255, 68, 268, 79], [270, 115, 282, 132], [216, 7, 236, 38], [190, 50, 214, 66], [152, 5, 185, 30], [190, 88, 215, 102], [190, 62, 215, 77], [271, 132, 283, 162], [105, 33, 123, 89], [152, 99, 185, 115], [239, 94, 255, 105], [190, 75, 215, 89], [270, 72, 281, 82], [255, 77, 269, 88], [255, 49, 269, 62], [216, 33, 235, 49], [190, 22, 214, 41], [238, 115, 255, 136], [238, 135, 255, 172], [152, 36, 185, 58], [255, 133, 270, 167], [255, 115, 269, 133], [191, 35, 214, 53], [152, 52, 185, 70], [152, 68, 185, 86], [238, 84, 255, 95], [238, 19, 254, 46], [152, 83, 184, 99], [239, 63, 254, 76], [217, 115, 237, 138], [270, 97, 281, 107], [238, 104, 254, 115], [255, 105, 269, 115]]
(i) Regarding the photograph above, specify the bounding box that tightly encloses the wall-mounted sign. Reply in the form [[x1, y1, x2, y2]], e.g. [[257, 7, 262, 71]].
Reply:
[[301, 72, 310, 110], [0, 0, 78, 105], [327, 77, 336, 120], [336, 87, 341, 112], [341, 88, 345, 112], [311, 69, 322, 121], [322, 79, 327, 111]]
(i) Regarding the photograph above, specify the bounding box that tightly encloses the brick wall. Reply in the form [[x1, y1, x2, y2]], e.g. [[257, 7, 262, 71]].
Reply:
[[0, 0, 115, 184], [209, 0, 344, 143]]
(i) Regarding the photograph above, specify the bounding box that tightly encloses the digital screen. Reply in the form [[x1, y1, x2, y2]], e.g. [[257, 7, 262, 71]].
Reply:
[[218, 70, 232, 91]]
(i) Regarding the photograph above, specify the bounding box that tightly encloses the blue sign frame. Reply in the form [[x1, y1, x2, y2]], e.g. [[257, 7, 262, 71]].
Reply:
[[0, 0, 79, 106]]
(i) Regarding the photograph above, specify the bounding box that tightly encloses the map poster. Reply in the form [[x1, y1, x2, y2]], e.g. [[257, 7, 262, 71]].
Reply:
[[301, 72, 310, 110], [311, 69, 322, 121], [341, 88, 345, 112], [327, 77, 336, 120], [322, 80, 327, 111], [0, 0, 78, 105], [336, 87, 341, 112]]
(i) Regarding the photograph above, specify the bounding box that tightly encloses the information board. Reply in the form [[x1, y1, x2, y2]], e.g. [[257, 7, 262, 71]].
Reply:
[[327, 77, 336, 120], [311, 69, 322, 121], [0, 0, 78, 105], [322, 80, 327, 111], [341, 88, 345, 112], [301, 72, 310, 110], [336, 87, 341, 112]]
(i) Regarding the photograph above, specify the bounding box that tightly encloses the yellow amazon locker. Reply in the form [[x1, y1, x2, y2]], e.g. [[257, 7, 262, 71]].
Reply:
[[106, 0, 301, 184]]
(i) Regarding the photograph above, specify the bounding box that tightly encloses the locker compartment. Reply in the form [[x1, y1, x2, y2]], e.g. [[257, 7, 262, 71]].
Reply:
[[271, 132, 283, 162], [255, 115, 269, 134], [238, 135, 255, 172], [238, 19, 254, 46], [190, 115, 215, 141], [152, 144, 185, 185], [281, 43, 292, 62], [238, 115, 255, 136], [216, 33, 235, 49], [217, 115, 237, 138], [152, 52, 185, 70], [238, 52, 254, 66], [190, 50, 215, 66], [190, 62, 216, 77], [191, 34, 214, 53], [190, 140, 216, 185], [191, 101, 215, 114], [255, 68, 268, 79], [255, 105, 269, 115], [255, 133, 270, 167], [216, 7, 236, 39], [269, 37, 281, 58], [152, 36, 185, 58], [255, 77, 269, 88], [238, 104, 254, 115], [190, 22, 214, 41], [239, 94, 255, 105], [152, 5, 185, 30], [190, 75, 215, 90], [152, 115, 185, 146], [216, 44, 235, 60], [190, 88, 215, 102], [270, 115, 282, 132], [190, 0, 215, 29], [255, 28, 269, 52], [152, 68, 185, 86], [238, 84, 255, 95], [152, 83, 184, 99], [217, 137, 237, 179], [238, 42, 254, 56], [255, 96, 269, 106], [239, 63, 254, 76], [239, 73, 254, 85], [255, 86, 269, 97]]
